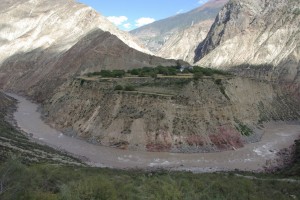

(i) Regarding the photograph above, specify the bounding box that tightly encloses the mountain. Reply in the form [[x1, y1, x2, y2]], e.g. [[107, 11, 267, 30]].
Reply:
[[0, 0, 182, 100], [0, 0, 150, 64], [195, 0, 300, 82], [157, 20, 214, 63], [130, 0, 228, 54]]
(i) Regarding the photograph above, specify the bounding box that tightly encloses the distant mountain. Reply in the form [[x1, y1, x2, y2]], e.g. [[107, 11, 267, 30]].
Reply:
[[0, 0, 182, 100], [157, 20, 214, 63], [130, 0, 228, 55], [195, 0, 300, 82]]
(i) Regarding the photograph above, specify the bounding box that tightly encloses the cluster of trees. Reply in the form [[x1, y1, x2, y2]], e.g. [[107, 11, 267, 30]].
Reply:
[[87, 70, 126, 78], [127, 66, 178, 77], [114, 85, 135, 91], [86, 66, 229, 79]]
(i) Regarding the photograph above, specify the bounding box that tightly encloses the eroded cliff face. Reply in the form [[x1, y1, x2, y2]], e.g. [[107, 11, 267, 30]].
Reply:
[[195, 0, 300, 81], [157, 20, 214, 64], [43, 76, 300, 153]]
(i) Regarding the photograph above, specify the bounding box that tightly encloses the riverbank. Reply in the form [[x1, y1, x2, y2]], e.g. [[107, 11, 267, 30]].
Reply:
[[5, 93, 300, 172], [0, 92, 82, 165], [1, 92, 300, 199]]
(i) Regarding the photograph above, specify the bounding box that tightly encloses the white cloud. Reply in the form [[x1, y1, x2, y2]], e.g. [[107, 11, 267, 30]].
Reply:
[[107, 16, 128, 26], [123, 23, 132, 29], [198, 0, 209, 5], [135, 17, 155, 27]]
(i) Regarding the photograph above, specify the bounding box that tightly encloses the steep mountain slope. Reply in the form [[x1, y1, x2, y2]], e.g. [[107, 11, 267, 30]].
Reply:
[[195, 0, 300, 82], [31, 30, 183, 101], [157, 20, 214, 63], [0, 0, 149, 65], [130, 0, 228, 54], [0, 0, 181, 100]]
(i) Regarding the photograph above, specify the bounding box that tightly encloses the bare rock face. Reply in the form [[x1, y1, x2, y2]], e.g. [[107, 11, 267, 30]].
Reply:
[[0, 0, 181, 100], [130, 0, 228, 59], [157, 20, 214, 64], [195, 0, 300, 82]]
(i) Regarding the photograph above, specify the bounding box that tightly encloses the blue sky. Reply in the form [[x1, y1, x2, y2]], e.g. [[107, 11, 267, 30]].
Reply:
[[77, 0, 209, 31]]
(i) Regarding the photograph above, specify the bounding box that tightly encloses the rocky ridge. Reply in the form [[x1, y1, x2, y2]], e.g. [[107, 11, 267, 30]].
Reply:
[[194, 0, 300, 83], [130, 0, 228, 58], [157, 20, 214, 63]]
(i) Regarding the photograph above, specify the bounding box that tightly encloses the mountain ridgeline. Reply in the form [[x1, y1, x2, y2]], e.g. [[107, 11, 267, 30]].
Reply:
[[194, 0, 300, 81], [130, 0, 228, 55]]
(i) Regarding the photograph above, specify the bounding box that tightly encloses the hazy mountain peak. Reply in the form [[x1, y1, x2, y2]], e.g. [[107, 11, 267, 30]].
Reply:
[[130, 0, 228, 62]]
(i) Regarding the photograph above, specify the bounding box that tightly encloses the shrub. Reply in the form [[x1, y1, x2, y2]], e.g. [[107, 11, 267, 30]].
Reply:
[[124, 85, 135, 91], [114, 85, 123, 91], [80, 79, 85, 86], [293, 8, 300, 15], [193, 72, 203, 80], [128, 69, 140, 76], [234, 119, 253, 136], [215, 79, 222, 85], [100, 70, 113, 77], [111, 70, 125, 78]]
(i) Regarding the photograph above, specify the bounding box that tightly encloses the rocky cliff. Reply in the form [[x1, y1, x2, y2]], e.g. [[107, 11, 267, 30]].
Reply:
[[0, 0, 182, 101], [43, 76, 300, 153], [157, 20, 214, 63], [130, 0, 227, 57], [195, 0, 300, 82]]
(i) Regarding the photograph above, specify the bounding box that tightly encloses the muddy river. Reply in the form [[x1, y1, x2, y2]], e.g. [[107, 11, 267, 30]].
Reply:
[[7, 93, 300, 172]]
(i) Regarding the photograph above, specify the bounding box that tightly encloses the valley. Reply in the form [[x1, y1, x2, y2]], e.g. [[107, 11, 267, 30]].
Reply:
[[5, 92, 300, 172], [0, 0, 299, 199]]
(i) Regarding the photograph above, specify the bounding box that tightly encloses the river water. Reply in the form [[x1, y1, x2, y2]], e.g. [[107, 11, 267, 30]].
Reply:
[[7, 93, 300, 172]]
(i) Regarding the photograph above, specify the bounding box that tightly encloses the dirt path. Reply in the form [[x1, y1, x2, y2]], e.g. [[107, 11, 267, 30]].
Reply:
[[6, 93, 300, 172]]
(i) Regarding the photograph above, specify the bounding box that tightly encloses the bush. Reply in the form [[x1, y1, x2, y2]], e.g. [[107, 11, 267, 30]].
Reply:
[[293, 8, 300, 15], [234, 119, 253, 136], [193, 72, 203, 80], [215, 79, 222, 85], [86, 70, 125, 78], [111, 70, 125, 78], [128, 69, 140, 76], [99, 70, 112, 77], [114, 85, 123, 91], [124, 85, 135, 91]]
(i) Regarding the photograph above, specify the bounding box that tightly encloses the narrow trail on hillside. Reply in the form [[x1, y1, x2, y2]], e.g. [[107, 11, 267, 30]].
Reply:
[[6, 93, 300, 172]]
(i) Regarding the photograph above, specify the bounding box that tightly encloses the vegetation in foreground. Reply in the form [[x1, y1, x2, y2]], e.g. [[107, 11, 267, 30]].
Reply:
[[0, 94, 299, 200], [0, 152, 299, 200]]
